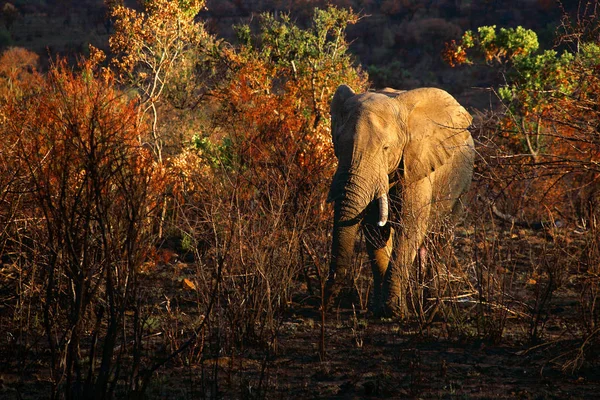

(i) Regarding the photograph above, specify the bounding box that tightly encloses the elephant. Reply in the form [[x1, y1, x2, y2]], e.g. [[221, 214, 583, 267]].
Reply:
[[325, 84, 475, 318]]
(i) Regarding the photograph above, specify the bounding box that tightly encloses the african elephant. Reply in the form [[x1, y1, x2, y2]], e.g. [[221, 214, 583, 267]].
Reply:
[[325, 85, 475, 318]]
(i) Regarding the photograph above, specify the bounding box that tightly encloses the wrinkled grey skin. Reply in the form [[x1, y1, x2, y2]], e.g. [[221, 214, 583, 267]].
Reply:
[[325, 85, 475, 318]]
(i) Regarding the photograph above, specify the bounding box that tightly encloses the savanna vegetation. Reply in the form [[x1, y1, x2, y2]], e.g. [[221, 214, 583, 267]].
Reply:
[[1, 0, 600, 398]]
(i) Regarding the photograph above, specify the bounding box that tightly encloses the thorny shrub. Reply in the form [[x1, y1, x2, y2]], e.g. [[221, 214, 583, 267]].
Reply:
[[444, 19, 600, 225], [166, 6, 368, 364], [0, 56, 164, 398], [444, 2, 600, 369]]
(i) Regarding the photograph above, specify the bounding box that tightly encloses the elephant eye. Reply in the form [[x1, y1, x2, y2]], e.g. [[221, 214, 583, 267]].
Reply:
[[383, 145, 390, 151]]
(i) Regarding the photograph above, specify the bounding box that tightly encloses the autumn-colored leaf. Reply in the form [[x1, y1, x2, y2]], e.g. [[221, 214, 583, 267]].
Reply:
[[182, 278, 196, 291]]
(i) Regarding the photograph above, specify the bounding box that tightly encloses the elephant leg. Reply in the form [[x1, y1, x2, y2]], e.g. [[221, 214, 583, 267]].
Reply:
[[416, 245, 429, 318], [364, 221, 394, 314], [383, 178, 433, 318], [324, 221, 361, 308]]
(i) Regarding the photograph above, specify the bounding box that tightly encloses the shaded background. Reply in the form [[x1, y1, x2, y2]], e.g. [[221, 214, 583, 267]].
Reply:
[[0, 0, 583, 108]]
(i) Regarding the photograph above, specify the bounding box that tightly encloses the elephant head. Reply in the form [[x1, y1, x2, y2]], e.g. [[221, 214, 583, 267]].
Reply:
[[326, 84, 474, 317]]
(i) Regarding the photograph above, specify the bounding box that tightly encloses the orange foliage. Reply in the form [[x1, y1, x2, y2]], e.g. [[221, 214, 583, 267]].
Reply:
[[164, 8, 369, 233], [1, 56, 163, 237], [442, 40, 468, 67], [213, 37, 367, 190], [221, 51, 331, 170], [0, 47, 41, 102], [0, 54, 170, 396]]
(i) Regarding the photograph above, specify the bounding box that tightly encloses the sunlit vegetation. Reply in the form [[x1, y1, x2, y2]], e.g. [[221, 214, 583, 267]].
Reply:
[[0, 2, 367, 398], [442, 4, 600, 372], [444, 14, 600, 224]]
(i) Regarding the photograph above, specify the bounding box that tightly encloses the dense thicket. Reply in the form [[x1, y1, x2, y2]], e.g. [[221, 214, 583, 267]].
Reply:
[[0, 1, 600, 398]]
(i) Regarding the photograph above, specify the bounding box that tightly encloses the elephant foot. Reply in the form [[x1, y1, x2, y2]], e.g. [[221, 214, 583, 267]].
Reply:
[[382, 295, 407, 319], [323, 280, 363, 311], [369, 303, 386, 319], [368, 291, 384, 317]]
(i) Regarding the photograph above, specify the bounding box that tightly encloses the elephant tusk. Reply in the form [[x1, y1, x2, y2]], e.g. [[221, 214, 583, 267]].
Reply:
[[377, 193, 388, 227]]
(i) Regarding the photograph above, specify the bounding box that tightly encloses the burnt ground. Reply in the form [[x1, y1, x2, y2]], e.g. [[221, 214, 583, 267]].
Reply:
[[267, 311, 600, 399], [143, 224, 600, 399], [2, 225, 600, 399], [137, 304, 600, 399]]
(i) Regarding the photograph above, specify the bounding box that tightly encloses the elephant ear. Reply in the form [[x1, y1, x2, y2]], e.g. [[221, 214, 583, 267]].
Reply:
[[377, 87, 405, 98], [327, 85, 356, 203], [398, 88, 473, 183], [330, 85, 355, 147]]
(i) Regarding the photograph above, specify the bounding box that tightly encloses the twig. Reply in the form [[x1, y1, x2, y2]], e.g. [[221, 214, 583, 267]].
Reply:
[[427, 294, 528, 318]]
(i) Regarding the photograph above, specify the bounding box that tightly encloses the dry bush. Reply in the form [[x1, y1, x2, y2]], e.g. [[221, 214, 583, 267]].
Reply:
[[0, 47, 41, 102], [0, 57, 167, 399], [390, 109, 590, 346], [137, 6, 368, 394], [165, 142, 331, 395], [442, 106, 600, 369], [442, 9, 600, 361]]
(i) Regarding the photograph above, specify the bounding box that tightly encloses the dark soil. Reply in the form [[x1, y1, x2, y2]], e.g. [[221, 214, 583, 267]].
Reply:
[[2, 226, 600, 399], [132, 303, 600, 399]]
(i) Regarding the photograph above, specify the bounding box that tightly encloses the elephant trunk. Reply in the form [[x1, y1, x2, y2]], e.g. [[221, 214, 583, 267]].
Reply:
[[329, 165, 389, 223], [325, 166, 389, 306], [325, 209, 360, 305], [330, 170, 373, 223]]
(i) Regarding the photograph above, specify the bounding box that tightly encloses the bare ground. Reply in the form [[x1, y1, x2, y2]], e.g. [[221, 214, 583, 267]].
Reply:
[[2, 226, 600, 399]]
